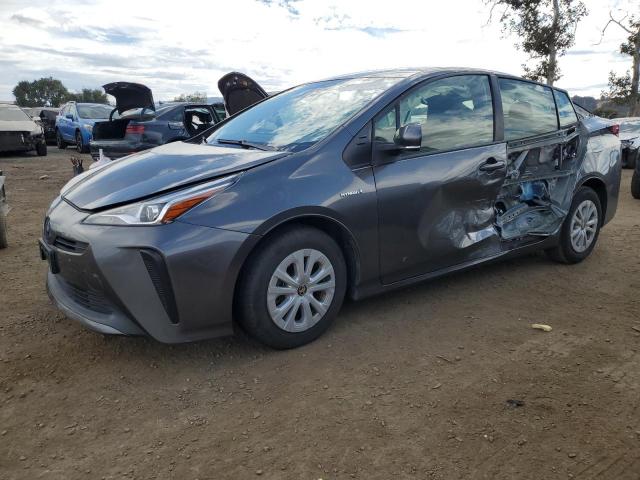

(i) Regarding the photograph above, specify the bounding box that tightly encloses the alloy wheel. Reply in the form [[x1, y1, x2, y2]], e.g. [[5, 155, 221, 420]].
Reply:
[[570, 199, 598, 253]]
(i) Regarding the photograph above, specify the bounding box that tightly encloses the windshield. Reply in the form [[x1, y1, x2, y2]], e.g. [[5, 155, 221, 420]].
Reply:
[[207, 77, 400, 152], [621, 120, 640, 134], [0, 107, 31, 121], [77, 104, 113, 119]]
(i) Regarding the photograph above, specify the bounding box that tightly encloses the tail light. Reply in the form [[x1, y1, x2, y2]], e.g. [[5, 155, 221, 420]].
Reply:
[[126, 124, 145, 135], [609, 124, 620, 136]]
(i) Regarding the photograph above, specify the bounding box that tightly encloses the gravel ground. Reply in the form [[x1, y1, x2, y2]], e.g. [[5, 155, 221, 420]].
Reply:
[[1, 147, 639, 480]]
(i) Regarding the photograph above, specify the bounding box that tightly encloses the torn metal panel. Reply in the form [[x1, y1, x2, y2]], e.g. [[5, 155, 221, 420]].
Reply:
[[494, 128, 579, 241]]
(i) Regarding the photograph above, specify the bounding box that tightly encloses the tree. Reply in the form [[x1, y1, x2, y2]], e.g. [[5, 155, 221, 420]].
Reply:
[[487, 0, 588, 85], [173, 91, 208, 102], [12, 77, 69, 107], [600, 12, 640, 116], [67, 88, 108, 104]]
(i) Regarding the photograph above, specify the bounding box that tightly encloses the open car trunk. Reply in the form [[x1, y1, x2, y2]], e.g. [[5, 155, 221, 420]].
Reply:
[[218, 72, 268, 116], [92, 119, 132, 141]]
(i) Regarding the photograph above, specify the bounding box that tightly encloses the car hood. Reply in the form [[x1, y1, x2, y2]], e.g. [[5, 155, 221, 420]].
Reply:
[[103, 82, 155, 114], [63, 141, 288, 211], [218, 72, 268, 116], [0, 120, 39, 132]]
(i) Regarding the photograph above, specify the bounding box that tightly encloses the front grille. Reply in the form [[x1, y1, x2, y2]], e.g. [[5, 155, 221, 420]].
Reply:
[[53, 235, 88, 253], [0, 131, 28, 148], [60, 279, 112, 314]]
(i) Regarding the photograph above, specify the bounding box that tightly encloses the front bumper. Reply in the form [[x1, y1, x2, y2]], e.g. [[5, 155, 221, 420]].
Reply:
[[0, 131, 45, 152], [42, 199, 259, 343]]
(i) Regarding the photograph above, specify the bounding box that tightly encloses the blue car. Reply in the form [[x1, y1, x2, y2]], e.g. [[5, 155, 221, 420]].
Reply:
[[55, 102, 114, 153]]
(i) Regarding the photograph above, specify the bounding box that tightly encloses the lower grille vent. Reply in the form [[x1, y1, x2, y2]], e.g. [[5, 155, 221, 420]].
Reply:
[[140, 249, 180, 324]]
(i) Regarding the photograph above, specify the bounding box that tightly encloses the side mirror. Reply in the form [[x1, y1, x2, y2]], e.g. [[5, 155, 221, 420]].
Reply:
[[66, 114, 74, 121], [393, 123, 422, 150]]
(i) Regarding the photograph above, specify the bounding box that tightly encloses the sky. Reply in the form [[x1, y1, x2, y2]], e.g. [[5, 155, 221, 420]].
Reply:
[[0, 0, 637, 102]]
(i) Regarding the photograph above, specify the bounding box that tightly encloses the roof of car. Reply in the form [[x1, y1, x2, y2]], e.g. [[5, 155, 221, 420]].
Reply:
[[316, 67, 572, 92], [320, 67, 509, 81]]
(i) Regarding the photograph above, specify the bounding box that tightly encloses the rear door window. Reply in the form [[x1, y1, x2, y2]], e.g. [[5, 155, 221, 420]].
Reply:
[[499, 78, 558, 140], [553, 90, 578, 128]]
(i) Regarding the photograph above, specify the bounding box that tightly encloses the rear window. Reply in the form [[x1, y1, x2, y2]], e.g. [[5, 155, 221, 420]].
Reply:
[[499, 78, 558, 140], [553, 90, 578, 127]]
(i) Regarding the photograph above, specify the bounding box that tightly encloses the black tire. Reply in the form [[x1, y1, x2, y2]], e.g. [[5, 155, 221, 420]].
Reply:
[[36, 142, 47, 156], [0, 210, 7, 249], [631, 170, 640, 199], [236, 226, 347, 349], [56, 130, 66, 149], [76, 131, 88, 153], [546, 186, 602, 264]]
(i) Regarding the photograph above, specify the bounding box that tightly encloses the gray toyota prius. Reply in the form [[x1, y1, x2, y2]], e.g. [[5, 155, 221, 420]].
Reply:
[[40, 68, 622, 349]]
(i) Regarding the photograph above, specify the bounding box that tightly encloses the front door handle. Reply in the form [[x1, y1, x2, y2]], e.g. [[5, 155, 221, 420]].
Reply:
[[479, 157, 505, 172]]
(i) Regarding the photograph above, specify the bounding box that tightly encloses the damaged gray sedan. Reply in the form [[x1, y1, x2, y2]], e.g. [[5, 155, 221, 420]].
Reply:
[[42, 68, 621, 349]]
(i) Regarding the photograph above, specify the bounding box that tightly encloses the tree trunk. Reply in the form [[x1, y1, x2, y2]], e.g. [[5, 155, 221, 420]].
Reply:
[[547, 0, 560, 86], [631, 31, 640, 116]]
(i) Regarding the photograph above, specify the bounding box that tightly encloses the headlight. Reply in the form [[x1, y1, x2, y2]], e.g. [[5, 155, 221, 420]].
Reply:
[[83, 174, 239, 226], [83, 124, 93, 132]]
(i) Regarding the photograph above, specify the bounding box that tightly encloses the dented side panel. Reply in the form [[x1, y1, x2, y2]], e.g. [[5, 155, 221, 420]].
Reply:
[[374, 143, 507, 285]]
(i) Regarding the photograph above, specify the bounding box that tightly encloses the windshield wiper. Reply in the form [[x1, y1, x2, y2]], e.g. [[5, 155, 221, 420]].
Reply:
[[216, 138, 277, 151]]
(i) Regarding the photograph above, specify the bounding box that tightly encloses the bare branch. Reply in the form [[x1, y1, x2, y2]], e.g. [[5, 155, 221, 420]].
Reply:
[[596, 11, 632, 45]]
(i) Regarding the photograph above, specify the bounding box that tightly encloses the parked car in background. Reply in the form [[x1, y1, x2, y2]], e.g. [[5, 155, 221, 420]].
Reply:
[[23, 107, 61, 144], [0, 104, 47, 156], [0, 169, 7, 249], [38, 108, 60, 144], [613, 117, 640, 169], [41, 68, 621, 349], [56, 102, 113, 153], [90, 82, 222, 160]]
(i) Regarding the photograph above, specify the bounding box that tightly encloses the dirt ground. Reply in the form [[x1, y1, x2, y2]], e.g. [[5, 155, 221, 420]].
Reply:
[[1, 147, 639, 480]]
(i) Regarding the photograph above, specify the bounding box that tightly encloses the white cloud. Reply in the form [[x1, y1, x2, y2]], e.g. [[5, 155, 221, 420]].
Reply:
[[0, 0, 637, 101]]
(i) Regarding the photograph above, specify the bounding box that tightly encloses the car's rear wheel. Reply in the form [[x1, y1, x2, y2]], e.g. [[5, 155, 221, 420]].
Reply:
[[0, 209, 7, 249], [546, 187, 602, 264], [36, 142, 47, 156], [236, 226, 347, 349], [631, 170, 640, 199], [76, 131, 88, 153], [56, 130, 66, 149]]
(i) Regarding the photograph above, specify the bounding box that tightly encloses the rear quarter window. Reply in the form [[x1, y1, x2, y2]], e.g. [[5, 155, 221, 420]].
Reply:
[[553, 90, 578, 127], [499, 78, 558, 141]]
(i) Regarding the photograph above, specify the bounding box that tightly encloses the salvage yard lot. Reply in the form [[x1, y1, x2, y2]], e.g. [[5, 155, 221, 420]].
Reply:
[[1, 148, 640, 479]]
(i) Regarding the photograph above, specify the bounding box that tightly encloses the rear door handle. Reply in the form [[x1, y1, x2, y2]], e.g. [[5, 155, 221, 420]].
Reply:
[[479, 157, 505, 172]]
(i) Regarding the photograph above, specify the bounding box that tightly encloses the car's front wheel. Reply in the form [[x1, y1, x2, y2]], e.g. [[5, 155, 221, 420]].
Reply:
[[546, 186, 602, 264], [36, 142, 47, 156], [76, 131, 88, 153], [236, 226, 347, 349], [56, 130, 66, 149]]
